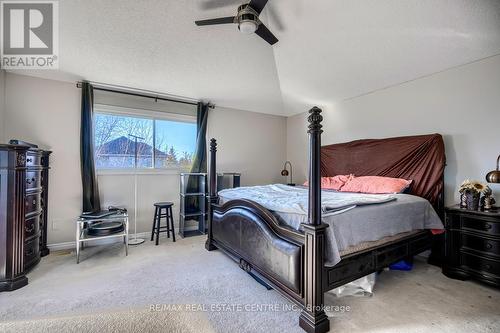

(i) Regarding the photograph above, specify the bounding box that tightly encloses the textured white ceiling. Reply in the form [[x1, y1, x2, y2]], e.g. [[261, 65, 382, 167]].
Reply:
[[269, 0, 500, 114], [10, 0, 500, 116]]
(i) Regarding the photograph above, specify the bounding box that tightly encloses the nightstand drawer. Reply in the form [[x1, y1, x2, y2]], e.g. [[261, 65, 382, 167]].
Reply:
[[462, 216, 500, 236], [461, 253, 500, 277], [461, 234, 500, 258]]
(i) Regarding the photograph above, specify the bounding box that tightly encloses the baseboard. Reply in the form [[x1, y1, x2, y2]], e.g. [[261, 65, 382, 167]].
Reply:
[[48, 228, 199, 252], [48, 241, 77, 252]]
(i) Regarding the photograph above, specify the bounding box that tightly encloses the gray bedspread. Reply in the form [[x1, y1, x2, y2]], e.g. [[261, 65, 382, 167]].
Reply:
[[218, 184, 396, 216], [218, 186, 444, 266]]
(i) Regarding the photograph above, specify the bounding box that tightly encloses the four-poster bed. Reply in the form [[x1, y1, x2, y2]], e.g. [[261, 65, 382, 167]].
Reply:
[[205, 107, 445, 333]]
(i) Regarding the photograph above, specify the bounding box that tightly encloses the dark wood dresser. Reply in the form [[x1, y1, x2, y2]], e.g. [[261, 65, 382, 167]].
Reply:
[[443, 205, 500, 288], [0, 144, 51, 292]]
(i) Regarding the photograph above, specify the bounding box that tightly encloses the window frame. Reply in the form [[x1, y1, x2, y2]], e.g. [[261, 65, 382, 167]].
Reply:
[[94, 104, 197, 174]]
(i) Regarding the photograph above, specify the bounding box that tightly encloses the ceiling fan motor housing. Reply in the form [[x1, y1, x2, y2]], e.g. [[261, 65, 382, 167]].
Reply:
[[194, 1, 278, 45], [237, 3, 259, 32]]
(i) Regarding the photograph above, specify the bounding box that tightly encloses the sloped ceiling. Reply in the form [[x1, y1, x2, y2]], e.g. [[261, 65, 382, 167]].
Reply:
[[269, 0, 500, 114], [9, 0, 500, 116]]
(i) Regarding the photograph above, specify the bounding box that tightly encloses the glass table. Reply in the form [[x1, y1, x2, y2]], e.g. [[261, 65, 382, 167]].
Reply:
[[76, 211, 129, 264]]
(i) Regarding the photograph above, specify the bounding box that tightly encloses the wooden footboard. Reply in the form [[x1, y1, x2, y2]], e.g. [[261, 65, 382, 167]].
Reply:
[[211, 199, 305, 303]]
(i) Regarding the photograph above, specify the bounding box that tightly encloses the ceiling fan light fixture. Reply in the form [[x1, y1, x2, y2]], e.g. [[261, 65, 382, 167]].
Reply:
[[238, 20, 258, 34], [195, 1, 278, 45]]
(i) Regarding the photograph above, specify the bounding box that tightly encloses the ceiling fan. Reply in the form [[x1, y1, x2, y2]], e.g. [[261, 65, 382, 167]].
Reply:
[[195, 0, 278, 45]]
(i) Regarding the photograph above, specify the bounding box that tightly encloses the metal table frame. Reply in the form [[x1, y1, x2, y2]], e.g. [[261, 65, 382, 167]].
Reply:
[[76, 212, 129, 264]]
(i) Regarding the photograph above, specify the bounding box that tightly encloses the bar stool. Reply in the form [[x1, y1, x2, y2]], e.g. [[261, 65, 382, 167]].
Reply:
[[151, 202, 175, 245]]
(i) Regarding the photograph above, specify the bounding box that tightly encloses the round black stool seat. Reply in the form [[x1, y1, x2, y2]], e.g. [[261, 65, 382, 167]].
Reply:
[[88, 221, 124, 236], [154, 202, 173, 207]]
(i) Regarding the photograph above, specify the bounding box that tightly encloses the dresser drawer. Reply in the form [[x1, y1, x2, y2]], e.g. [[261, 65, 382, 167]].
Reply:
[[25, 170, 41, 191], [462, 215, 500, 236], [461, 234, 500, 258], [25, 152, 41, 167], [24, 237, 40, 269], [376, 243, 408, 267], [461, 253, 500, 277], [329, 254, 374, 282], [25, 193, 41, 216], [40, 154, 49, 167], [25, 215, 40, 240]]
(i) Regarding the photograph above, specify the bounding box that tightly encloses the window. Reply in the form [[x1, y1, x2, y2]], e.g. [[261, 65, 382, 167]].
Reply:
[[94, 108, 197, 170], [154, 119, 197, 168]]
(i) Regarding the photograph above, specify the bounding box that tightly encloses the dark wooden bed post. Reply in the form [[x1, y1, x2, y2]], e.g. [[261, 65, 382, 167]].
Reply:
[[299, 107, 330, 333], [205, 138, 218, 251]]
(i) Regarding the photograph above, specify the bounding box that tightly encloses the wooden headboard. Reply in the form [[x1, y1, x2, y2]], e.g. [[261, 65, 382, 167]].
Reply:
[[320, 134, 446, 217]]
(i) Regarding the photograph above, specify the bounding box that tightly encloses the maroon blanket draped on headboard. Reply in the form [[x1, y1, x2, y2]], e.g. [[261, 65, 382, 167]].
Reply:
[[320, 134, 446, 207]]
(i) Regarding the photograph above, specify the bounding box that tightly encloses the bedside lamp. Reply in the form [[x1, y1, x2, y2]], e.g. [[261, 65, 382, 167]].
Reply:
[[281, 161, 295, 186], [486, 155, 500, 183]]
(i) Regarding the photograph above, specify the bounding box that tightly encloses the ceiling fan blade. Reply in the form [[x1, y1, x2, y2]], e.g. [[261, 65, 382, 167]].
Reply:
[[255, 23, 278, 45], [201, 0, 241, 10], [195, 16, 236, 26], [248, 0, 269, 14]]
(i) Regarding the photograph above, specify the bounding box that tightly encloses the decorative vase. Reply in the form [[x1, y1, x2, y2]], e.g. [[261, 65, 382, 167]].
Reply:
[[465, 192, 480, 210], [483, 195, 496, 211], [460, 194, 467, 208]]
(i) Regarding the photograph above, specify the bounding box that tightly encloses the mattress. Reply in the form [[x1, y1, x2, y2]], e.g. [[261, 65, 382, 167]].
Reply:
[[218, 189, 443, 267], [339, 230, 421, 257]]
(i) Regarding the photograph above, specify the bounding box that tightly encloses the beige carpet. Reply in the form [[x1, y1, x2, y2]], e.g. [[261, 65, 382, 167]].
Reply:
[[0, 307, 215, 333], [0, 236, 499, 333]]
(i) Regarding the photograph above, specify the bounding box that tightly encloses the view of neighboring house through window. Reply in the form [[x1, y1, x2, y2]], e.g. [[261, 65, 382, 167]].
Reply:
[[94, 110, 197, 170]]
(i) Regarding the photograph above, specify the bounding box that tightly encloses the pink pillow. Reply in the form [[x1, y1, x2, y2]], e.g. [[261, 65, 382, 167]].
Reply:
[[303, 175, 354, 190], [340, 176, 412, 194]]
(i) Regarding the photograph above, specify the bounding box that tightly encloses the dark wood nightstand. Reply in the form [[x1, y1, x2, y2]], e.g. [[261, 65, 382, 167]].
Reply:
[[443, 205, 500, 288]]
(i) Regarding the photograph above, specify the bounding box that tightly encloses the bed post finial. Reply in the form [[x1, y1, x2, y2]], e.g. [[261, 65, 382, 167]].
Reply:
[[307, 106, 323, 134], [205, 138, 218, 251], [300, 107, 330, 333], [210, 138, 217, 150]]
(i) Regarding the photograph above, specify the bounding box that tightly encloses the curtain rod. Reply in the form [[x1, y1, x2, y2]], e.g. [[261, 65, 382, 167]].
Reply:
[[75, 81, 215, 109]]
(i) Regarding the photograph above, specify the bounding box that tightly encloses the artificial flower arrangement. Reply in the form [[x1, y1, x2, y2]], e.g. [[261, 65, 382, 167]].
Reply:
[[459, 179, 494, 210]]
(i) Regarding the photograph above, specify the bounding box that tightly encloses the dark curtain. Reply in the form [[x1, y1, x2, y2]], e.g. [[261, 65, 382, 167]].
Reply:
[[190, 102, 209, 173], [80, 82, 101, 213], [186, 102, 209, 213]]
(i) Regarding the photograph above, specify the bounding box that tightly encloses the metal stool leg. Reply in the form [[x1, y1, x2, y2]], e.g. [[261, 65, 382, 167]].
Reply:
[[169, 206, 176, 242], [125, 216, 129, 255], [76, 222, 81, 264], [151, 206, 158, 241]]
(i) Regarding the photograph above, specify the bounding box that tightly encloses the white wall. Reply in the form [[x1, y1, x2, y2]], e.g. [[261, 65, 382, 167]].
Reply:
[[4, 73, 286, 244], [207, 106, 287, 186], [4, 73, 82, 246], [287, 55, 500, 205]]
